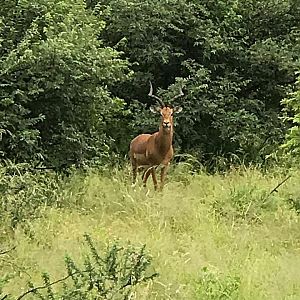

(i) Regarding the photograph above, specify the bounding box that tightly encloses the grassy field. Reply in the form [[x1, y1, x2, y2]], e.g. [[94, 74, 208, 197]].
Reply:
[[1, 164, 300, 299]]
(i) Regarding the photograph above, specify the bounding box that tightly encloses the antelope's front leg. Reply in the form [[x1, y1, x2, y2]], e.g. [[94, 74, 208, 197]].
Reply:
[[160, 163, 169, 190], [151, 168, 158, 190]]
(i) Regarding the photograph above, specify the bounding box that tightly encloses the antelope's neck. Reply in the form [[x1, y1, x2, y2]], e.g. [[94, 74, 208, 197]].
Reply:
[[156, 125, 173, 154]]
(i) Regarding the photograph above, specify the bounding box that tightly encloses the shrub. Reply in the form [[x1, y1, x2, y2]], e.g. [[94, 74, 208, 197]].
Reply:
[[10, 234, 158, 300]]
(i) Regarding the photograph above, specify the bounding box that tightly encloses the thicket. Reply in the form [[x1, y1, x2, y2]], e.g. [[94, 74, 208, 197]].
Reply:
[[0, 0, 300, 169]]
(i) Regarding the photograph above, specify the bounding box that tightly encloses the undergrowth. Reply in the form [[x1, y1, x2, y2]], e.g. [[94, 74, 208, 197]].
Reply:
[[1, 161, 300, 299]]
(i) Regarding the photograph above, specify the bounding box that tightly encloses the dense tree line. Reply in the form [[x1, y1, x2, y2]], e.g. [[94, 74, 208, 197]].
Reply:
[[1, 0, 300, 169], [0, 0, 130, 169]]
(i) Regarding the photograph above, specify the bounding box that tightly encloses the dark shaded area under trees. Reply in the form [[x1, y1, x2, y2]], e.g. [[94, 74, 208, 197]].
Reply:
[[1, 0, 300, 170]]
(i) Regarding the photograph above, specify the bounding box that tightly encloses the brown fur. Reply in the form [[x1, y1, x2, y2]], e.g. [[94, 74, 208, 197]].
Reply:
[[129, 106, 179, 190]]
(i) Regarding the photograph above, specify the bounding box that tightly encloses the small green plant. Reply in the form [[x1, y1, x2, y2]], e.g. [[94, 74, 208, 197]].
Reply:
[[288, 197, 300, 214], [285, 183, 300, 214], [195, 267, 240, 300], [14, 234, 158, 299]]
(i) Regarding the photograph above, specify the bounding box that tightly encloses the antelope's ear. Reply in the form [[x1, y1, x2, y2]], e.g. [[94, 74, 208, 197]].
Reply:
[[150, 106, 161, 114], [173, 106, 183, 114]]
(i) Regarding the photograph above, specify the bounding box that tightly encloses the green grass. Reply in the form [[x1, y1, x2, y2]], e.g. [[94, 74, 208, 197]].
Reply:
[[1, 164, 300, 299]]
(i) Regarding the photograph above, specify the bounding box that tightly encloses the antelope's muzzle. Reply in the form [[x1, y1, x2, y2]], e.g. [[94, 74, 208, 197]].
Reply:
[[163, 121, 171, 128]]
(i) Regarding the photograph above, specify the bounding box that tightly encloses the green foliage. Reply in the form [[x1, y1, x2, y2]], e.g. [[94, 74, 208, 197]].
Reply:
[[0, 0, 299, 168], [17, 234, 157, 299], [0, 0, 129, 167], [212, 184, 277, 222], [0, 161, 62, 229], [1, 0, 299, 167], [282, 73, 300, 156], [284, 179, 300, 214], [90, 0, 300, 166], [195, 267, 240, 300]]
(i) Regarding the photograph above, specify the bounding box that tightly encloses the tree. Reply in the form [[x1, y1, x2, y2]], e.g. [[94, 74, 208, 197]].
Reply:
[[90, 0, 300, 166], [282, 73, 300, 156], [0, 0, 130, 168]]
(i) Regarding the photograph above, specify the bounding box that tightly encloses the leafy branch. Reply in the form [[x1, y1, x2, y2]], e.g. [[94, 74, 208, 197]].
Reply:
[[16, 271, 79, 300], [2, 235, 158, 300]]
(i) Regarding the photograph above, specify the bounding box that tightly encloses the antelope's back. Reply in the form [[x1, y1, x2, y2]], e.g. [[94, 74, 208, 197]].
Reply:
[[130, 134, 152, 157]]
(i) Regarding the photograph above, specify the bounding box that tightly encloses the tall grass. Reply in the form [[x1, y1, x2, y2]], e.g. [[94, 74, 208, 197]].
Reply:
[[1, 162, 300, 299]]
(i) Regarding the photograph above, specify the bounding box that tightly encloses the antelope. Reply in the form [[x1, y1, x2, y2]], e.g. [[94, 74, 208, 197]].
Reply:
[[129, 82, 183, 190]]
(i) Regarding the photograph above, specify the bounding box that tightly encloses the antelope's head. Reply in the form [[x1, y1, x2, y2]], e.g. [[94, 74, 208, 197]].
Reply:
[[148, 82, 183, 132]]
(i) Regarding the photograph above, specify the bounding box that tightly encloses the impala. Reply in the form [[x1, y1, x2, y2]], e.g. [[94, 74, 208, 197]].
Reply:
[[129, 82, 183, 190]]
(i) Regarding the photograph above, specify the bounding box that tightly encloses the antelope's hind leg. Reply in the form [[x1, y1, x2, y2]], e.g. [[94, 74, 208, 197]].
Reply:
[[143, 167, 152, 187]]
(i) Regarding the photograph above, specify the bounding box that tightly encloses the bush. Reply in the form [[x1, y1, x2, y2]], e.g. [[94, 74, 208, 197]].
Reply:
[[2, 234, 158, 300]]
